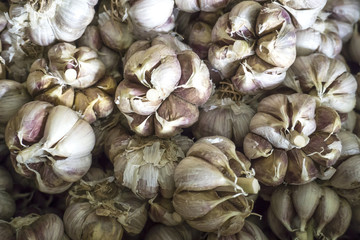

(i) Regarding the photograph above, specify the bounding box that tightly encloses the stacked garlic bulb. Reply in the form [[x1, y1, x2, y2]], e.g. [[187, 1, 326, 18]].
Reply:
[[5, 101, 95, 194], [208, 1, 296, 94], [26, 42, 115, 123], [115, 34, 212, 137], [243, 93, 342, 186]]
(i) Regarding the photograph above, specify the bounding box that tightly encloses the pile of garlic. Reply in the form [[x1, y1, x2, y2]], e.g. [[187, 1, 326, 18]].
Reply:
[[0, 0, 359, 239]]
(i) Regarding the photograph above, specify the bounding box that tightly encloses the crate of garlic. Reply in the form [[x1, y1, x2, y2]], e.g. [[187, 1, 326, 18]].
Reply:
[[0, 0, 360, 239]]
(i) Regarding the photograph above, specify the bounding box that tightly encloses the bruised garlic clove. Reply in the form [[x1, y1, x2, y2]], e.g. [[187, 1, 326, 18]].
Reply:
[[5, 101, 95, 194]]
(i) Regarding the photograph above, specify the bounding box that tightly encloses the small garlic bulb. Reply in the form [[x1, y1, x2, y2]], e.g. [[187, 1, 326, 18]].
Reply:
[[65, 175, 148, 239], [5, 101, 95, 194], [9, 0, 98, 46], [209, 1, 296, 94], [243, 93, 342, 186], [26, 43, 114, 123]]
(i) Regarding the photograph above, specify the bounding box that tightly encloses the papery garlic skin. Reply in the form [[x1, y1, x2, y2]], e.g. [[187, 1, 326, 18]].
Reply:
[[5, 101, 95, 194], [243, 93, 342, 186], [9, 0, 97, 46], [26, 43, 114, 123], [284, 54, 357, 114], [65, 176, 148, 239], [106, 131, 193, 199], [208, 1, 296, 94], [115, 34, 212, 137], [173, 136, 259, 236]]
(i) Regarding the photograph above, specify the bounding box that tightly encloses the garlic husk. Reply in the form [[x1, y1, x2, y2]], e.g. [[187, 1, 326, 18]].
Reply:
[[98, 12, 133, 52], [144, 223, 201, 240], [65, 176, 148, 238], [108, 133, 193, 199], [321, 198, 352, 240], [313, 187, 340, 235], [284, 53, 357, 113], [328, 154, 360, 189], [5, 101, 95, 194]]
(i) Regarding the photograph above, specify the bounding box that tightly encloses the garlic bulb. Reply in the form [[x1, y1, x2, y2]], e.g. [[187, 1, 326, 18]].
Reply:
[[192, 82, 256, 147], [243, 93, 342, 186], [267, 182, 352, 239], [8, 0, 98, 46], [5, 101, 95, 194], [208, 1, 296, 94], [173, 136, 259, 236], [175, 0, 231, 13], [277, 0, 327, 30], [144, 223, 201, 240], [295, 17, 343, 58], [26, 42, 114, 123], [65, 175, 148, 239], [206, 220, 268, 240], [105, 131, 193, 199], [98, 12, 134, 52], [0, 213, 65, 240], [284, 54, 357, 114], [115, 34, 212, 137]]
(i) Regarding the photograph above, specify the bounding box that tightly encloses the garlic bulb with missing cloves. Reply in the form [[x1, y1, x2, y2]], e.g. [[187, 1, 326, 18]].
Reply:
[[26, 42, 115, 123], [5, 101, 95, 194], [115, 34, 212, 137], [243, 93, 342, 186], [208, 1, 296, 94]]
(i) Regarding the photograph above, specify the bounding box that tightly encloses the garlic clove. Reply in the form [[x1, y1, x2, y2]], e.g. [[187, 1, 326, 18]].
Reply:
[[243, 133, 274, 160], [313, 187, 340, 235], [315, 106, 342, 134], [335, 187, 360, 206], [52, 154, 92, 183], [328, 154, 360, 189], [270, 185, 295, 231], [36, 86, 75, 108], [175, 0, 200, 13], [77, 25, 102, 50], [321, 198, 352, 240], [252, 149, 288, 186], [149, 196, 183, 226], [267, 208, 291, 240], [285, 149, 319, 184], [291, 182, 322, 231]]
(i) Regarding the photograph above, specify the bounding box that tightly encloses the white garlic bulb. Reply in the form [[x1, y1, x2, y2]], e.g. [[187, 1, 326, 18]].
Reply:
[[9, 0, 98, 46]]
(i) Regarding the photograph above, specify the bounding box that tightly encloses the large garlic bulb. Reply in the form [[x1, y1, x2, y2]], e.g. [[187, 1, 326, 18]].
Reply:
[[115, 34, 212, 137], [173, 136, 259, 236], [208, 1, 296, 94], [9, 0, 98, 46], [26, 42, 115, 123], [64, 174, 148, 239], [267, 182, 352, 240], [5, 101, 95, 194], [284, 53, 357, 113], [105, 129, 193, 199], [243, 93, 342, 186]]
